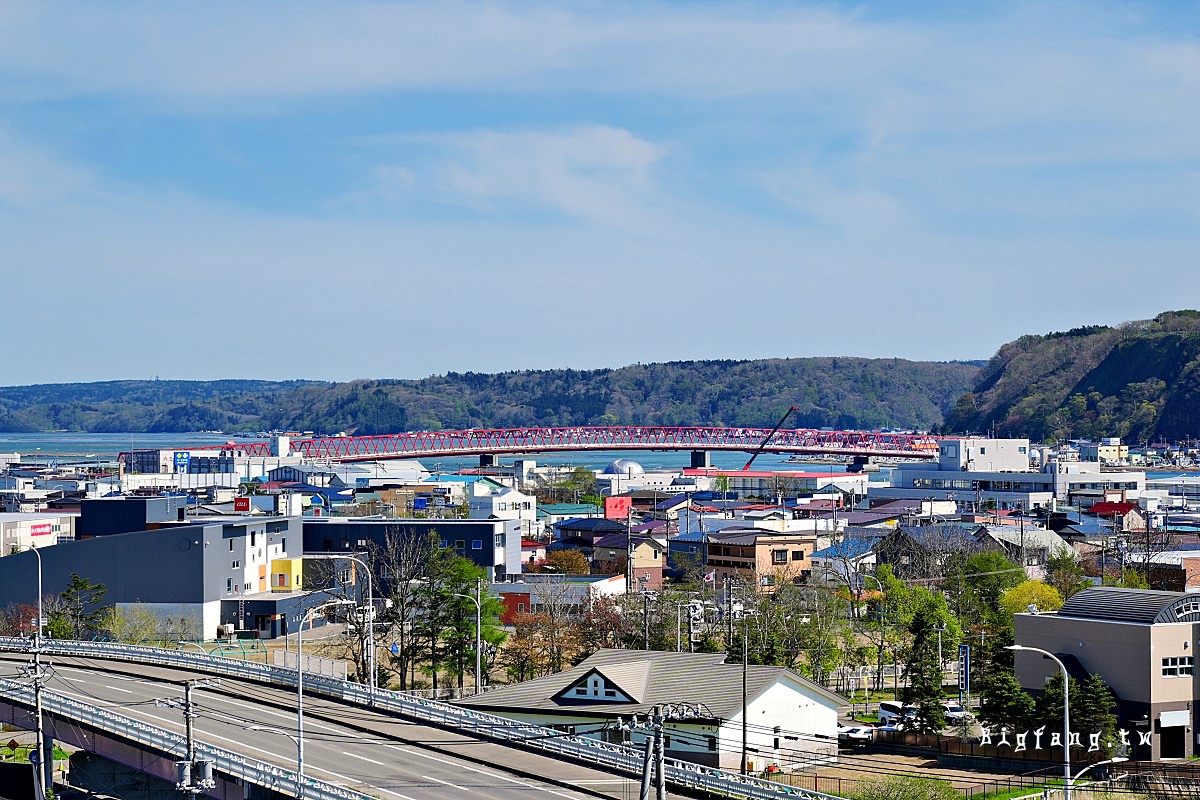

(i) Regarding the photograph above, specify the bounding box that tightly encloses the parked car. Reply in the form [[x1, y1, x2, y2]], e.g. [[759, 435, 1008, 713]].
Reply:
[[877, 701, 917, 725], [837, 724, 874, 744], [943, 702, 973, 722]]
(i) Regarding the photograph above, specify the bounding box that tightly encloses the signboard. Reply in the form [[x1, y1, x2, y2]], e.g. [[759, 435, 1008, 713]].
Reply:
[[30, 523, 53, 537], [173, 451, 190, 471], [233, 497, 251, 513], [958, 644, 971, 704]]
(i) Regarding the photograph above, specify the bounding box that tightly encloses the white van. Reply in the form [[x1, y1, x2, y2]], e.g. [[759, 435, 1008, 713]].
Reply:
[[877, 701, 917, 725]]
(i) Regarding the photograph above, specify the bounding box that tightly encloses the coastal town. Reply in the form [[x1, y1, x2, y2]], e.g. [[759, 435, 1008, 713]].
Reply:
[[4, 431, 1200, 797]]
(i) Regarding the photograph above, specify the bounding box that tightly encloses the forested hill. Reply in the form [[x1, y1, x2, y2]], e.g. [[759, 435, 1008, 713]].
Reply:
[[942, 310, 1200, 442], [0, 358, 980, 435]]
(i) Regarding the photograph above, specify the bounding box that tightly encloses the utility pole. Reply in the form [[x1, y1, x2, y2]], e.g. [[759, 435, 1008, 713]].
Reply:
[[22, 546, 52, 799], [156, 679, 219, 795]]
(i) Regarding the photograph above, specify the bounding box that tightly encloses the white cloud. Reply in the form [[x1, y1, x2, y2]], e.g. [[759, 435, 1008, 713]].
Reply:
[[340, 126, 670, 225]]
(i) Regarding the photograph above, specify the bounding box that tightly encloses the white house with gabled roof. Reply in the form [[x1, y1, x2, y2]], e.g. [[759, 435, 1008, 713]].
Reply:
[[453, 648, 845, 773]]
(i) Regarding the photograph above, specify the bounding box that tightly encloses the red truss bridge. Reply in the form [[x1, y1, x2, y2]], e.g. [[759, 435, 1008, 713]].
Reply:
[[196, 426, 941, 464]]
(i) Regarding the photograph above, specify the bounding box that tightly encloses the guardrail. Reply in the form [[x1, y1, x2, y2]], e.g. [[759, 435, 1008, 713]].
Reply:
[[0, 677, 370, 800], [0, 638, 846, 800]]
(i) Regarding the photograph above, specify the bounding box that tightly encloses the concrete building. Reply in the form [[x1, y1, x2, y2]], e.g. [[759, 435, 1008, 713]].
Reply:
[[469, 485, 538, 543], [1013, 587, 1200, 760], [0, 513, 308, 640], [301, 517, 521, 582], [870, 437, 1145, 510], [0, 513, 77, 552], [1078, 438, 1130, 465], [705, 528, 820, 591]]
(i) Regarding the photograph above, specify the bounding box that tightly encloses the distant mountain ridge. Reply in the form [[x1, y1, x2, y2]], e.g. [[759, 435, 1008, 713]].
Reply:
[[943, 310, 1200, 442], [0, 359, 979, 435], [8, 312, 1198, 442]]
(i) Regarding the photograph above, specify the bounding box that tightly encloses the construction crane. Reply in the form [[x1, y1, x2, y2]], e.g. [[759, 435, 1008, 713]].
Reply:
[[741, 405, 798, 470]]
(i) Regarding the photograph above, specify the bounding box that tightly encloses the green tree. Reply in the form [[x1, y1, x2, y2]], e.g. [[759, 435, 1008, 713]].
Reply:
[[901, 594, 951, 734], [50, 573, 107, 639], [1074, 673, 1120, 757], [978, 671, 1035, 734], [1031, 672, 1080, 744]]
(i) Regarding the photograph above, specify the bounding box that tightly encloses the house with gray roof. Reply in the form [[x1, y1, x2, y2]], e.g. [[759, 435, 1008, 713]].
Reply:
[[453, 648, 845, 772]]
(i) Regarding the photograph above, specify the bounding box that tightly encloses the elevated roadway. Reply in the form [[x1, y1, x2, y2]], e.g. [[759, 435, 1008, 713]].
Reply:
[[180, 426, 940, 464], [0, 642, 843, 800]]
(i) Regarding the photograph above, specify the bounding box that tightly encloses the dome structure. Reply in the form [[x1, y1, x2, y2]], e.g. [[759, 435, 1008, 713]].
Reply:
[[602, 458, 645, 476]]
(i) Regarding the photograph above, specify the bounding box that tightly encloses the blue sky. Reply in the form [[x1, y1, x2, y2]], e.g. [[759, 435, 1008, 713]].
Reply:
[[4, 1, 1199, 384]]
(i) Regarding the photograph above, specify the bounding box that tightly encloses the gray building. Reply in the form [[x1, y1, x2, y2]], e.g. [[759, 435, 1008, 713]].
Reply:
[[0, 513, 309, 640]]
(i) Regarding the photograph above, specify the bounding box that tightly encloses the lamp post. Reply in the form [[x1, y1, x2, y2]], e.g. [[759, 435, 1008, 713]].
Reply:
[[1071, 756, 1128, 784], [1009, 645, 1071, 800], [451, 578, 483, 695], [305, 553, 375, 697], [297, 599, 352, 799]]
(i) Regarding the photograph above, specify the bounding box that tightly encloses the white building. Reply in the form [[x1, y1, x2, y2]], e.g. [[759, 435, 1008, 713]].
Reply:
[[469, 485, 538, 541], [454, 648, 844, 772], [869, 437, 1146, 510], [0, 512, 77, 552]]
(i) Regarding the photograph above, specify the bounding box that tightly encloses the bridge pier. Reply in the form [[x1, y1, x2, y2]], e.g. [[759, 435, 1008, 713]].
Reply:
[[689, 450, 711, 469], [847, 455, 880, 473]]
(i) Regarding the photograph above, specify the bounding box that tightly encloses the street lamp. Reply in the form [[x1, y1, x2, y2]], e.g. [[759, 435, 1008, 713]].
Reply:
[[305, 553, 376, 697], [1009, 645, 1071, 800], [451, 578, 483, 696], [1071, 756, 1128, 783], [297, 599, 353, 799]]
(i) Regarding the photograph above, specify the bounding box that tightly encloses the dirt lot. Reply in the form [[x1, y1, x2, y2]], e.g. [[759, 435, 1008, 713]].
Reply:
[[775, 749, 1048, 797]]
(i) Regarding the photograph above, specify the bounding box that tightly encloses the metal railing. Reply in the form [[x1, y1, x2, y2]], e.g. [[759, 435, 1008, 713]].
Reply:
[[0, 638, 846, 800], [0, 677, 369, 800]]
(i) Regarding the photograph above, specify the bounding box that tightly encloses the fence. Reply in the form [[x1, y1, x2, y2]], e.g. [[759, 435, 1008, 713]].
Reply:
[[0, 637, 847, 800], [0, 677, 371, 800]]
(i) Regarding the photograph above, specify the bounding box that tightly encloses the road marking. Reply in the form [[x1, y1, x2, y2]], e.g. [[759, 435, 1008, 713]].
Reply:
[[103, 684, 134, 693], [342, 751, 386, 766], [422, 774, 469, 791], [385, 745, 581, 799]]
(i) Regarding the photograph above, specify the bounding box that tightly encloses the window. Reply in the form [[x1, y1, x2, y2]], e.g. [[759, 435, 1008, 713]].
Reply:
[[250, 532, 257, 546], [1163, 656, 1194, 676], [791, 551, 805, 561], [454, 540, 466, 550], [229, 539, 235, 552], [226, 578, 233, 592], [472, 540, 483, 550], [517, 603, 526, 613], [772, 550, 787, 564], [707, 736, 717, 752], [231, 560, 240, 569]]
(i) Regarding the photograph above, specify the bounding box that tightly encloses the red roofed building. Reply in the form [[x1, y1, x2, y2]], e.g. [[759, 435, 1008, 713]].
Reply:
[[1089, 501, 1148, 532]]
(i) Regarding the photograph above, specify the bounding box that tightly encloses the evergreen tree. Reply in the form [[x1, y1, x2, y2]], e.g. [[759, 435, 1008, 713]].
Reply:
[[978, 672, 1035, 734], [902, 601, 948, 734], [1074, 673, 1120, 757]]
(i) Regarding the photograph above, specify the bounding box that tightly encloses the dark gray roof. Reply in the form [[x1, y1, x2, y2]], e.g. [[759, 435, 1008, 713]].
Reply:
[[453, 648, 845, 719], [1056, 587, 1200, 624]]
